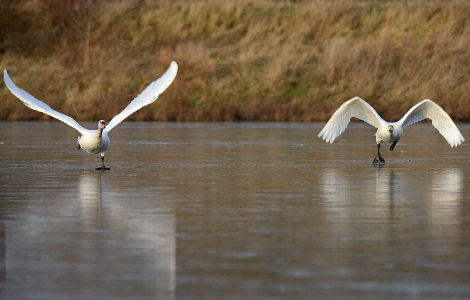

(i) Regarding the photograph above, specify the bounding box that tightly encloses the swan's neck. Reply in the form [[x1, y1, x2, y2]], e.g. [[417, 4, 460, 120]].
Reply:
[[96, 127, 104, 138]]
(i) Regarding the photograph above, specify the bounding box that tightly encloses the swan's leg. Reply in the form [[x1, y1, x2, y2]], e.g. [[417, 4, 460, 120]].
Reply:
[[372, 144, 386, 167], [96, 153, 111, 171], [390, 139, 399, 151]]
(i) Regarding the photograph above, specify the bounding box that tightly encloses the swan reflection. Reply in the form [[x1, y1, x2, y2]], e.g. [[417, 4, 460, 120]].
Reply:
[[431, 168, 462, 210], [79, 172, 105, 220], [321, 168, 401, 216], [320, 166, 464, 243], [76, 173, 177, 298], [321, 169, 350, 219], [430, 168, 462, 243], [375, 169, 398, 203]]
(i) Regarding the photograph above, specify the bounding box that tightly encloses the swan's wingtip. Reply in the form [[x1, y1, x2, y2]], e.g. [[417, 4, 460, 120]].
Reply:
[[3, 69, 11, 83], [422, 98, 433, 103], [166, 61, 178, 77], [350, 96, 364, 101], [317, 132, 327, 141], [451, 138, 464, 148], [317, 134, 333, 144]]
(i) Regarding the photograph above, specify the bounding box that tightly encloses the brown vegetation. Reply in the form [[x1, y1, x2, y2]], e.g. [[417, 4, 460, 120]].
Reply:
[[1, 0, 470, 121]]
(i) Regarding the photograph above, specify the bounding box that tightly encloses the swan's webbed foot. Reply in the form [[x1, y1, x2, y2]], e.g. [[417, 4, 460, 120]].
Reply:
[[372, 154, 386, 168], [390, 139, 399, 151], [96, 155, 110, 171], [372, 144, 386, 168], [96, 166, 111, 171]]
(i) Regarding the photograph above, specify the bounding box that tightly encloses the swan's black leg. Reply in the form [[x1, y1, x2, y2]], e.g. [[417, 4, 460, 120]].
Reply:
[[96, 155, 111, 171], [372, 144, 386, 167], [390, 139, 399, 151]]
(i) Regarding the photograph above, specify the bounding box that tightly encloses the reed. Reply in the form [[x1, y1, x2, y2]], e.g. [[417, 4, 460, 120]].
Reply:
[[1, 0, 470, 121]]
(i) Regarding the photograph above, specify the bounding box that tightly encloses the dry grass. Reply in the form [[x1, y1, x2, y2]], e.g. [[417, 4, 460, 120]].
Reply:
[[1, 0, 470, 121]]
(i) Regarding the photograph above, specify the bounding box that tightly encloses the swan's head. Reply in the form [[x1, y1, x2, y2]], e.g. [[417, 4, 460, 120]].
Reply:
[[98, 120, 106, 129], [388, 125, 393, 133]]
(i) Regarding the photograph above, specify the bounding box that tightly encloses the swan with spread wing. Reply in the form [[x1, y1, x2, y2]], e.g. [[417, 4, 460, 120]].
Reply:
[[318, 97, 464, 167], [4, 61, 178, 170]]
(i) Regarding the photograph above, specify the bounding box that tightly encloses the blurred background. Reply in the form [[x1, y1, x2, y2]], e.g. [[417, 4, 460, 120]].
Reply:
[[1, 0, 469, 122]]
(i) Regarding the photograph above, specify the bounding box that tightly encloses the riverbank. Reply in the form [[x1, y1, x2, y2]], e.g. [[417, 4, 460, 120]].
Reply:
[[1, 0, 469, 121]]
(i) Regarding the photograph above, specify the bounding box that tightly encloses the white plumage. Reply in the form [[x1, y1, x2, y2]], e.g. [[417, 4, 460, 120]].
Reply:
[[3, 61, 178, 170], [105, 61, 178, 133], [318, 96, 464, 166]]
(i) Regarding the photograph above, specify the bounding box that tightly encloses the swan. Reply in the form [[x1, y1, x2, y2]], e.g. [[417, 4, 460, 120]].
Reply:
[[3, 61, 178, 170], [318, 96, 464, 167]]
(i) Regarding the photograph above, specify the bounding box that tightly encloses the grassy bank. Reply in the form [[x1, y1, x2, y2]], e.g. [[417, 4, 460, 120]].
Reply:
[[1, 0, 470, 121]]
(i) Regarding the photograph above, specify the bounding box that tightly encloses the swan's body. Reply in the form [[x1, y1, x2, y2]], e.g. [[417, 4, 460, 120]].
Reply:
[[4, 61, 178, 170], [78, 122, 110, 154], [318, 97, 464, 166]]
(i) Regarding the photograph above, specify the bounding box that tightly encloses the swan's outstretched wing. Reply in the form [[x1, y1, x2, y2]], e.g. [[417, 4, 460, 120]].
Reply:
[[105, 61, 178, 133], [3, 69, 87, 135], [398, 99, 464, 148], [318, 97, 385, 143]]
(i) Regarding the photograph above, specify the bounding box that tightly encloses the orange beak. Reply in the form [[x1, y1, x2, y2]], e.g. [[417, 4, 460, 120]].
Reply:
[[100, 122, 105, 128]]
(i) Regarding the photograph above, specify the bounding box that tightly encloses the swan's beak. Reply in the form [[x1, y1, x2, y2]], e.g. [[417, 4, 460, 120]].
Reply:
[[388, 125, 393, 132], [100, 122, 106, 129]]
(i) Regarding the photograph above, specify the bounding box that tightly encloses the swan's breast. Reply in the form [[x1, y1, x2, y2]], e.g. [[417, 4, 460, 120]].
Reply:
[[376, 123, 403, 144], [78, 131, 110, 154]]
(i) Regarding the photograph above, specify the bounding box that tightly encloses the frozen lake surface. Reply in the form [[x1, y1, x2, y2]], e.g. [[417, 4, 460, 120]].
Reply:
[[0, 121, 469, 299]]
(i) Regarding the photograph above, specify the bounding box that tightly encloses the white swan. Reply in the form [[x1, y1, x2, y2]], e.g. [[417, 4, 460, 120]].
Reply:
[[318, 96, 464, 167], [4, 61, 178, 170]]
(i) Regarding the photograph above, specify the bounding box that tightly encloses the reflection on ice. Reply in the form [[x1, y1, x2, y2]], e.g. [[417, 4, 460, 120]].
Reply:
[[79, 172, 105, 220], [431, 168, 461, 213], [78, 172, 176, 299], [375, 169, 398, 203], [319, 165, 465, 245], [430, 168, 462, 244], [321, 169, 349, 216], [1, 122, 469, 299], [0, 171, 176, 299]]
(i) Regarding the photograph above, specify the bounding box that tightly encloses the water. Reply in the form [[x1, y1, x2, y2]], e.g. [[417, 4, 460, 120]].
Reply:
[[0, 121, 469, 299]]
